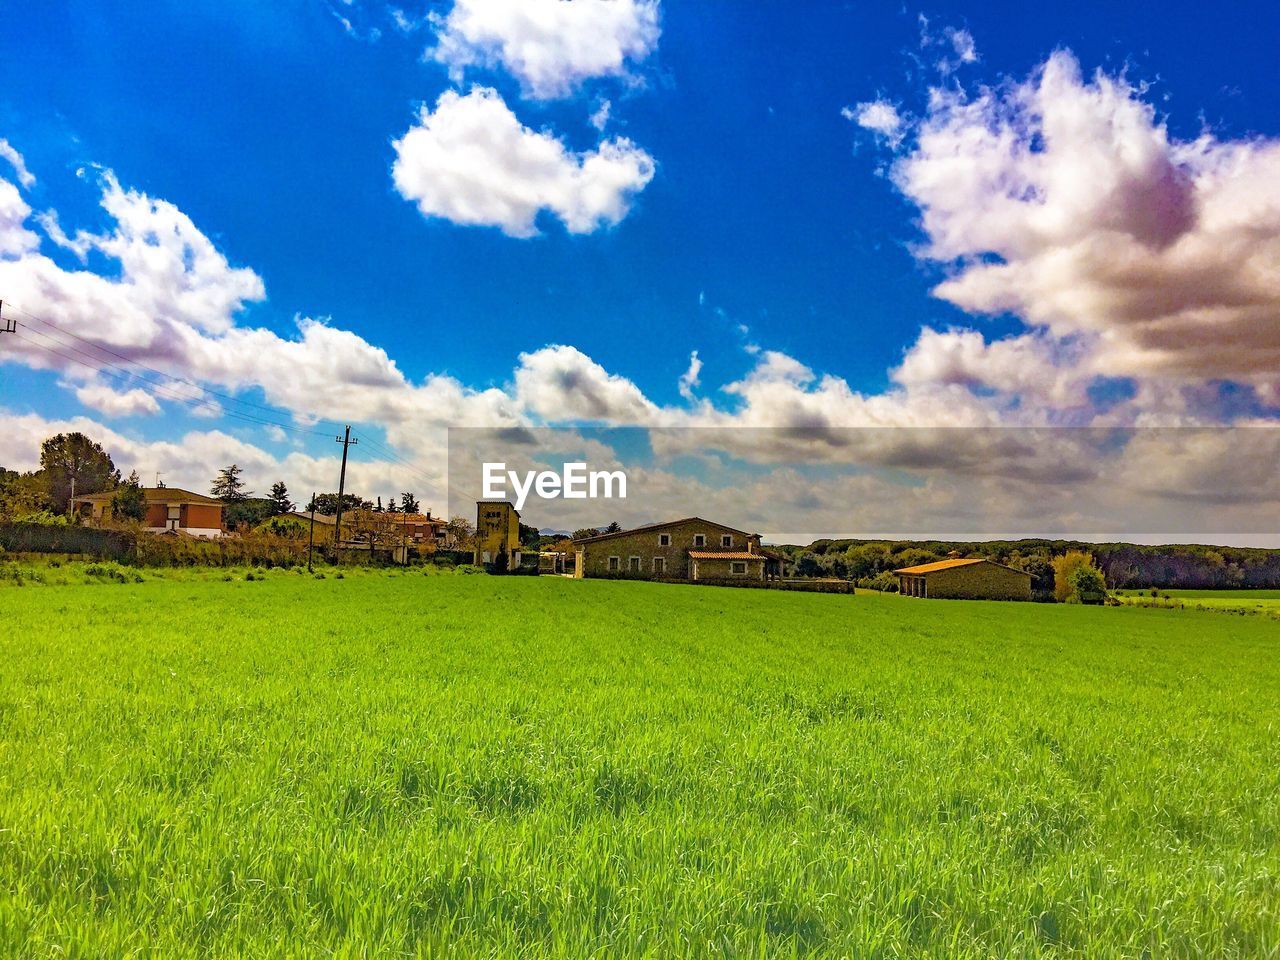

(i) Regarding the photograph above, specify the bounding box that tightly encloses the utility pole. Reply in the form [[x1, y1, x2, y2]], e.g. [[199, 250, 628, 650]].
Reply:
[[332, 426, 356, 562], [68, 476, 75, 518], [0, 301, 14, 335], [307, 491, 316, 573], [402, 509, 408, 567]]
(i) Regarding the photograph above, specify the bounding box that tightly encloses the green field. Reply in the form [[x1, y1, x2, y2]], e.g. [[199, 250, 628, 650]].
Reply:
[[1115, 588, 1280, 617], [1, 570, 1278, 958]]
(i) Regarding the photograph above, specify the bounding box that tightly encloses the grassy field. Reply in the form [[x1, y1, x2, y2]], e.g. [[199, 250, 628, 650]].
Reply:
[[1114, 588, 1280, 617], [1, 569, 1277, 958]]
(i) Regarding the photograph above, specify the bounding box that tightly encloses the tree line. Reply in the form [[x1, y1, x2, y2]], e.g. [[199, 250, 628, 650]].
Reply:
[[777, 538, 1280, 592]]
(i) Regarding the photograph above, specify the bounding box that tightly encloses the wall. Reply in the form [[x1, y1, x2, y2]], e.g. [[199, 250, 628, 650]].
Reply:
[[578, 520, 756, 580], [184, 504, 224, 531], [693, 556, 765, 580], [926, 562, 1032, 600]]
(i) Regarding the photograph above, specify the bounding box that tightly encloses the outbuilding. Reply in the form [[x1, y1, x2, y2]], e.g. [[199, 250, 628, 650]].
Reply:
[[894, 557, 1032, 601]]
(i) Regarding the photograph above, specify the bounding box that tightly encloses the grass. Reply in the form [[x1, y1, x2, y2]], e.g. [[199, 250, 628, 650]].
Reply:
[[1115, 588, 1280, 618], [1, 568, 1277, 958]]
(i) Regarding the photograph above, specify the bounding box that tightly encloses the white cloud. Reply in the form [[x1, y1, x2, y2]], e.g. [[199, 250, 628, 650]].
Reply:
[[0, 177, 39, 256], [890, 50, 1280, 392], [844, 100, 904, 147], [391, 87, 654, 237], [0, 139, 35, 190], [589, 99, 612, 132], [428, 0, 660, 100], [677, 350, 701, 401], [73, 381, 162, 417], [945, 28, 977, 66], [514, 344, 658, 423]]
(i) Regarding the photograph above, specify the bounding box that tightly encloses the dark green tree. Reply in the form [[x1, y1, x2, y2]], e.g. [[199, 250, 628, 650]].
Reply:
[[40, 432, 120, 512], [211, 464, 250, 503], [571, 527, 601, 540], [110, 471, 147, 522], [400, 492, 420, 514], [267, 481, 293, 516], [305, 492, 371, 515]]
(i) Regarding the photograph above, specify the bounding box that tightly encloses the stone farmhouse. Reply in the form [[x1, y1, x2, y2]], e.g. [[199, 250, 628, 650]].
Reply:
[[894, 557, 1032, 601], [572, 517, 783, 582]]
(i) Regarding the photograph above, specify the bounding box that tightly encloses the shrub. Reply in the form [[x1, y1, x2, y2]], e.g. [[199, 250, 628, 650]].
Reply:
[[1053, 551, 1103, 603], [1070, 565, 1108, 605]]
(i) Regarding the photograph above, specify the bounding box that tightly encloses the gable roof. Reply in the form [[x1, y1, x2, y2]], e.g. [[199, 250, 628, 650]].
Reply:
[[573, 516, 756, 544], [894, 557, 1031, 577], [74, 487, 223, 506]]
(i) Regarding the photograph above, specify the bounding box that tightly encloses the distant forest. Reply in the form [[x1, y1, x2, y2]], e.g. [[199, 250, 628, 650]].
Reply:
[[775, 539, 1280, 592]]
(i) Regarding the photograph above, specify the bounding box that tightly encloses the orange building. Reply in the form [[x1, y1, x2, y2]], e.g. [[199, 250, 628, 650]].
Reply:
[[72, 487, 226, 539]]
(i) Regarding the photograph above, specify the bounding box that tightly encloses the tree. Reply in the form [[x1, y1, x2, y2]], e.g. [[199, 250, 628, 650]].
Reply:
[[400, 492, 420, 514], [40, 433, 120, 512], [1015, 554, 1056, 601], [111, 471, 147, 522], [225, 499, 273, 531], [604, 521, 622, 533], [518, 521, 541, 548], [443, 516, 475, 550], [305, 492, 371, 515], [267, 482, 293, 516], [571, 527, 600, 541], [0, 467, 52, 520], [350, 508, 402, 550], [1052, 550, 1096, 603], [1069, 564, 1108, 605], [374, 497, 383, 513], [211, 464, 250, 503]]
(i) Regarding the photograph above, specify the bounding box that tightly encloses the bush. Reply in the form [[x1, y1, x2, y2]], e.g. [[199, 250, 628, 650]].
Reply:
[[1070, 565, 1108, 605]]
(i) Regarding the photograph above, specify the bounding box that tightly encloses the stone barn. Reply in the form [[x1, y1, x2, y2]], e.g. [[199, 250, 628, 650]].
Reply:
[[894, 557, 1032, 601]]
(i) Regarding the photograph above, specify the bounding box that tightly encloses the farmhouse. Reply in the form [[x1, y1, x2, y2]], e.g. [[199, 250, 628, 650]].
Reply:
[[895, 557, 1032, 601], [72, 487, 225, 538], [573, 517, 782, 582]]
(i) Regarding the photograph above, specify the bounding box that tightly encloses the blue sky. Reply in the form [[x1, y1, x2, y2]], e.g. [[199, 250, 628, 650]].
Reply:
[[2, 0, 1280, 534]]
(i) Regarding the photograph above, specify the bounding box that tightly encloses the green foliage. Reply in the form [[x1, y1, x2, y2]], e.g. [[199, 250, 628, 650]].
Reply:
[[210, 463, 250, 503], [0, 576, 1276, 956], [39, 432, 120, 512], [224, 498, 274, 531], [399, 492, 420, 514], [306, 492, 372, 515], [111, 471, 147, 522], [1069, 564, 1108, 605], [267, 481, 293, 516], [570, 527, 600, 541]]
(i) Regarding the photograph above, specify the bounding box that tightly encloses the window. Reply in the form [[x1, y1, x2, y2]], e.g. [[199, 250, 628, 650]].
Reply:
[[721, 534, 733, 547], [608, 556, 620, 571], [693, 534, 706, 547], [659, 533, 671, 546], [730, 561, 747, 575], [653, 557, 666, 574], [629, 556, 641, 573]]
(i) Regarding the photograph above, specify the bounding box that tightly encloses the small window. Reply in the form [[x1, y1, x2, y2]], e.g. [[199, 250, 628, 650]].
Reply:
[[608, 556, 620, 571], [693, 534, 706, 547], [659, 533, 671, 546], [629, 556, 641, 572], [730, 561, 747, 575], [721, 534, 732, 547], [653, 557, 665, 573]]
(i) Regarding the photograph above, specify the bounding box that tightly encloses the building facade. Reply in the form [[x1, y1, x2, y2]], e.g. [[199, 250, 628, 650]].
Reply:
[[894, 558, 1032, 600], [475, 500, 523, 571], [573, 518, 776, 581], [72, 487, 226, 538]]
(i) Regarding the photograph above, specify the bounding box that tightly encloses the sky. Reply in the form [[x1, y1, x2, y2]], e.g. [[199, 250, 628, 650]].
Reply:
[[2, 0, 1279, 539]]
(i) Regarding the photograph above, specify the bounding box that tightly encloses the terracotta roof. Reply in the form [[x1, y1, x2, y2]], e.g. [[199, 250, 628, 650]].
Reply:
[[689, 551, 765, 561], [74, 487, 223, 506], [894, 557, 1031, 576], [574, 517, 754, 544]]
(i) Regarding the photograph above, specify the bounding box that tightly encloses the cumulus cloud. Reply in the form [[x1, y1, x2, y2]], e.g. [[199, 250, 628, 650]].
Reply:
[[73, 382, 162, 417], [0, 178, 39, 256], [887, 50, 1280, 397], [514, 344, 658, 423], [843, 99, 904, 147], [428, 0, 660, 100], [391, 87, 654, 237]]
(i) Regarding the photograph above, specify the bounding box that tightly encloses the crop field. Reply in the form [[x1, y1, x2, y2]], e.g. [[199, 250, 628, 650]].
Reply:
[[1, 569, 1277, 958]]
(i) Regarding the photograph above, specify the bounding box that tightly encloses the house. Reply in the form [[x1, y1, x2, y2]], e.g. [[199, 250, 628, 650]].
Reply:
[[375, 512, 447, 546], [572, 517, 782, 582], [72, 487, 225, 538], [475, 500, 523, 571], [894, 557, 1032, 600]]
